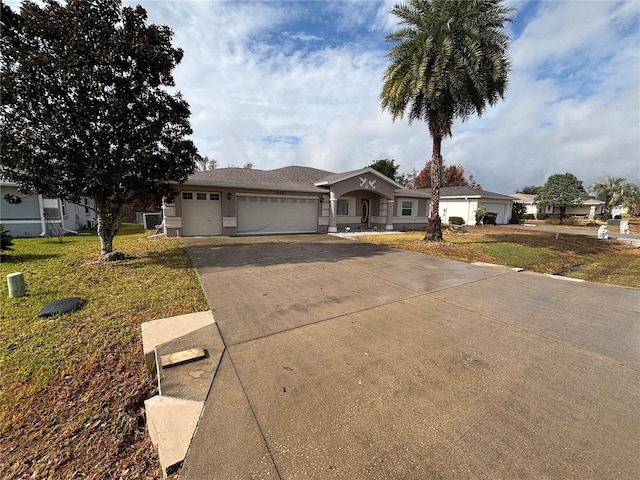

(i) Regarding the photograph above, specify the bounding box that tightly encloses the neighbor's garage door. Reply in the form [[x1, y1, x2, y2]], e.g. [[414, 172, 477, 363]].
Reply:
[[237, 195, 317, 234], [482, 203, 509, 224], [181, 192, 222, 236]]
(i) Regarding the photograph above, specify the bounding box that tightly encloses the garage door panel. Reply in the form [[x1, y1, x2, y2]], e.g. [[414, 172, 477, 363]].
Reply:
[[182, 192, 222, 236], [482, 203, 508, 225], [237, 196, 317, 234]]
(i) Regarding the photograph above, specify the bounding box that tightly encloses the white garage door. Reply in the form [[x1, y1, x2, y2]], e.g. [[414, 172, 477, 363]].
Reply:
[[237, 195, 317, 234], [181, 192, 222, 236], [482, 203, 509, 224]]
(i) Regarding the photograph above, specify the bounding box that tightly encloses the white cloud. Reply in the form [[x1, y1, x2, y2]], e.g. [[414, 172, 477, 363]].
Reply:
[[8, 0, 638, 193]]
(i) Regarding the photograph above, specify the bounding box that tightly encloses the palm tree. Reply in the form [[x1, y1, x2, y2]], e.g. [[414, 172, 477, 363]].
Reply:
[[587, 176, 638, 217], [380, 0, 514, 240]]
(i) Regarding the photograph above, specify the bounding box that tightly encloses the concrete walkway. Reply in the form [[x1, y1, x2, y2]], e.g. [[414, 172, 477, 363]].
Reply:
[[177, 234, 639, 479]]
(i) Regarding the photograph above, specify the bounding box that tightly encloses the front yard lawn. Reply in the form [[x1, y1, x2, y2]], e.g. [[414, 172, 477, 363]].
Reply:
[[358, 227, 640, 288], [0, 225, 208, 479]]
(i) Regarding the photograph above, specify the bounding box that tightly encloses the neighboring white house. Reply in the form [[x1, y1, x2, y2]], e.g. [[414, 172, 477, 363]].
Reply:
[[510, 193, 606, 219], [438, 186, 516, 225], [162, 166, 517, 237], [0, 181, 97, 237]]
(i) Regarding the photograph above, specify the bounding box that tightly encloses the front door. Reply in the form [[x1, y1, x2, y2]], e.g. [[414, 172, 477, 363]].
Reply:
[[361, 198, 371, 226]]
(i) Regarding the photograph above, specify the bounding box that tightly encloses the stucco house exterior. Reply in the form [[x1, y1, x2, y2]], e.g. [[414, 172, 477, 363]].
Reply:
[[438, 186, 515, 225], [0, 180, 97, 237], [163, 166, 429, 236], [163, 166, 516, 237]]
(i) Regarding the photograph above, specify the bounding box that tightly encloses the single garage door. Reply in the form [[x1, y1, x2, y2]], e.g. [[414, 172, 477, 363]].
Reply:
[[237, 195, 317, 234], [181, 192, 222, 236], [481, 203, 509, 224]]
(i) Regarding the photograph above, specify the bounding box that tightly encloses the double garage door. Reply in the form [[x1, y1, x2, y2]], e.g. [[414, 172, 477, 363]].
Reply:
[[181, 192, 318, 236], [237, 195, 318, 234]]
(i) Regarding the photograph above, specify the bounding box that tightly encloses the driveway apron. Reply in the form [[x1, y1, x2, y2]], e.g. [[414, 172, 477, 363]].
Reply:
[[180, 234, 640, 480]]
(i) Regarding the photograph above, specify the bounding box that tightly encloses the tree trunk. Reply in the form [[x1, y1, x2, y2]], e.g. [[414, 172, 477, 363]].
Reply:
[[423, 136, 444, 241], [97, 204, 125, 255]]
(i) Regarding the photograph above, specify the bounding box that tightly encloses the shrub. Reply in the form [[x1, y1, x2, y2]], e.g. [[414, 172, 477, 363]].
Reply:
[[537, 213, 548, 220], [449, 216, 465, 225], [522, 214, 535, 220], [510, 202, 527, 224], [1, 224, 14, 251], [484, 213, 497, 225]]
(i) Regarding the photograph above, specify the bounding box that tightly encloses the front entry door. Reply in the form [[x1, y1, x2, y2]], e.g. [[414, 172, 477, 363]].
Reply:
[[361, 198, 371, 226]]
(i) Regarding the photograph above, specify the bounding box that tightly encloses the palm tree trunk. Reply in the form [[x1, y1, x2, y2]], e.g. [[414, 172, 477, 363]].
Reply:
[[423, 136, 444, 241]]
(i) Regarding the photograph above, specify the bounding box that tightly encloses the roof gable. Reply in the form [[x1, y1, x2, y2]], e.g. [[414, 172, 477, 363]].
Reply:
[[314, 167, 404, 189]]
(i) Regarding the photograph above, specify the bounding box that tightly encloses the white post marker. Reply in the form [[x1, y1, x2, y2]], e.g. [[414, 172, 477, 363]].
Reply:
[[620, 221, 630, 235], [597, 225, 608, 240]]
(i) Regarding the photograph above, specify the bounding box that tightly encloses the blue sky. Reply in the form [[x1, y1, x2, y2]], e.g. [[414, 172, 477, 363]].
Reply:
[[8, 0, 640, 192]]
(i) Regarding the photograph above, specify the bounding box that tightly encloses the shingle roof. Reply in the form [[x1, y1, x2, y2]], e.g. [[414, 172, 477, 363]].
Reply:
[[438, 186, 516, 200], [186, 166, 334, 192]]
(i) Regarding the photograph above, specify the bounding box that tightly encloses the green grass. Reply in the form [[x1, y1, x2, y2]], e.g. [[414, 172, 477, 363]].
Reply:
[[0, 225, 208, 479], [359, 228, 640, 288]]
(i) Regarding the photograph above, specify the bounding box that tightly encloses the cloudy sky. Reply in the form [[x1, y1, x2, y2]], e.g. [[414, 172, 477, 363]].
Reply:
[[12, 0, 640, 193]]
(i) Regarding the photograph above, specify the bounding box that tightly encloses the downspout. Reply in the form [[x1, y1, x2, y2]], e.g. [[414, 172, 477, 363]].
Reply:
[[38, 194, 47, 236], [58, 198, 78, 234]]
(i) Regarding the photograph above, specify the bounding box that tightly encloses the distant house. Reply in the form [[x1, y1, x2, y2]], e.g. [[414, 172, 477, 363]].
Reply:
[[510, 193, 605, 219], [438, 187, 516, 225], [510, 193, 538, 217], [0, 180, 97, 237]]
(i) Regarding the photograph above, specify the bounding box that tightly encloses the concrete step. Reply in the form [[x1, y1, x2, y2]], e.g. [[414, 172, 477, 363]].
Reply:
[[141, 311, 226, 478], [144, 395, 204, 476]]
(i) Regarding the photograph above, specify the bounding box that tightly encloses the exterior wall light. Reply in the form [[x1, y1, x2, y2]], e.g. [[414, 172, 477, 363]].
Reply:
[[227, 193, 232, 200]]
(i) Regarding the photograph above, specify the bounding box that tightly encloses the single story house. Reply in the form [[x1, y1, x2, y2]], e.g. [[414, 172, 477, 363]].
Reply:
[[163, 166, 516, 237], [0, 181, 97, 237], [438, 186, 516, 226], [510, 193, 606, 219]]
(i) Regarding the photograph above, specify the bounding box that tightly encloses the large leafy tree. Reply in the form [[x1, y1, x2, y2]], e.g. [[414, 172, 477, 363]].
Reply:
[[587, 176, 639, 217], [368, 158, 401, 180], [414, 161, 481, 189], [1, 0, 200, 255], [380, 0, 513, 241], [535, 173, 589, 218]]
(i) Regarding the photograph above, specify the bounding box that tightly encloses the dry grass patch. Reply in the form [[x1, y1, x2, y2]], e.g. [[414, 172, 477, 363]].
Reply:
[[0, 225, 208, 479], [359, 228, 640, 288]]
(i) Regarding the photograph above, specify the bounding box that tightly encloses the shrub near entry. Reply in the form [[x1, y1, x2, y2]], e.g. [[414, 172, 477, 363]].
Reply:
[[449, 217, 465, 225]]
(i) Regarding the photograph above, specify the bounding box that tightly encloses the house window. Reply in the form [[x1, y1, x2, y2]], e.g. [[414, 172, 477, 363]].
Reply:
[[182, 192, 193, 200], [61, 200, 67, 218], [401, 200, 413, 216], [210, 193, 220, 200], [337, 198, 349, 216], [83, 198, 90, 214], [196, 193, 207, 200]]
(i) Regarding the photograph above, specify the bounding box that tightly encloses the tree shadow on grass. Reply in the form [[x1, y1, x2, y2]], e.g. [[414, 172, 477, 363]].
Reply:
[[1, 252, 58, 263]]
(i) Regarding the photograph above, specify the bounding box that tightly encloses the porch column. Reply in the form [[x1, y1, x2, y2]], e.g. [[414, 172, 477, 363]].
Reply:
[[328, 191, 338, 233], [385, 199, 394, 230]]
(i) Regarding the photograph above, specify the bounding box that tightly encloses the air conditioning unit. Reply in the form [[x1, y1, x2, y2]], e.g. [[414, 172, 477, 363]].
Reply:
[[143, 213, 162, 230]]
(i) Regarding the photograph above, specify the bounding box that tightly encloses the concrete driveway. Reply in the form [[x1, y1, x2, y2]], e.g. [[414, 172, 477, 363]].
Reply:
[[180, 234, 640, 479]]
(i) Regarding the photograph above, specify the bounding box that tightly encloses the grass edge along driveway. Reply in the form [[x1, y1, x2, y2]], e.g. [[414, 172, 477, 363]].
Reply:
[[0, 225, 208, 480], [357, 227, 640, 289]]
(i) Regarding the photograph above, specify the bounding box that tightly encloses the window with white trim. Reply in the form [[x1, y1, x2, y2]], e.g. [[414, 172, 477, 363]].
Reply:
[[61, 200, 67, 217], [401, 200, 413, 216], [210, 193, 220, 200], [196, 193, 207, 200], [182, 192, 193, 200], [337, 198, 349, 216], [83, 197, 90, 214]]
